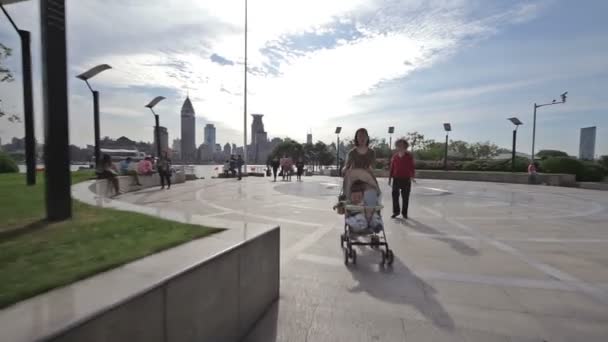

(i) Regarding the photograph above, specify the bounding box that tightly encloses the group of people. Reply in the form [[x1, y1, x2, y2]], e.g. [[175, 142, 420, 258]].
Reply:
[[97, 151, 173, 196], [268, 156, 305, 182], [223, 155, 245, 180]]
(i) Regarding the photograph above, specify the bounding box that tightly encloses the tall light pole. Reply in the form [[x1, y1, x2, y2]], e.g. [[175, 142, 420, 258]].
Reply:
[[335, 126, 342, 176], [443, 123, 451, 171], [388, 126, 395, 151], [1, 3, 36, 185], [145, 96, 166, 158], [531, 91, 567, 161], [508, 117, 523, 172], [243, 0, 248, 171], [76, 64, 111, 169]]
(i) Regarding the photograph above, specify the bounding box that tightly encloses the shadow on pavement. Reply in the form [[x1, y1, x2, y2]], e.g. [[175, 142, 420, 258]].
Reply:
[[242, 300, 278, 342], [404, 218, 479, 256], [346, 252, 455, 331]]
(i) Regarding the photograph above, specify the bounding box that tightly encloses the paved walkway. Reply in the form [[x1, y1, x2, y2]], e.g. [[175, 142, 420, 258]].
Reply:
[[117, 176, 608, 341]]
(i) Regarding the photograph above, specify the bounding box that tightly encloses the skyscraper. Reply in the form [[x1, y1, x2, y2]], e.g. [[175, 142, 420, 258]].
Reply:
[[204, 124, 216, 156], [579, 126, 597, 160], [204, 124, 216, 147], [172, 139, 181, 159], [181, 97, 196, 162], [251, 114, 265, 146], [224, 143, 232, 155], [307, 132, 313, 144]]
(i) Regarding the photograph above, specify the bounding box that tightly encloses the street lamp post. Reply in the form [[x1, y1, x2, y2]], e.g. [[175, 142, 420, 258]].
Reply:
[[443, 123, 451, 171], [335, 126, 342, 176], [243, 0, 248, 172], [145, 96, 166, 158], [508, 117, 523, 172], [76, 64, 111, 169], [388, 126, 395, 151], [1, 4, 36, 185], [531, 91, 567, 161]]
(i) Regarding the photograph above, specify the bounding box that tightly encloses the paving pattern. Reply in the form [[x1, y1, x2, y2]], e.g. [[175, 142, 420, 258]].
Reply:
[[117, 176, 608, 341]]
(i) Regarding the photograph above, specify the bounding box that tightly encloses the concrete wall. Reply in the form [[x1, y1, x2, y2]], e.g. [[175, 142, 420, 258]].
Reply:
[[370, 169, 577, 187], [92, 172, 186, 196], [50, 228, 280, 342]]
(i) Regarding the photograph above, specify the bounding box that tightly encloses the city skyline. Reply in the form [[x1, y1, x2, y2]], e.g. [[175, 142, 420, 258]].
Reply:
[[0, 1, 607, 156]]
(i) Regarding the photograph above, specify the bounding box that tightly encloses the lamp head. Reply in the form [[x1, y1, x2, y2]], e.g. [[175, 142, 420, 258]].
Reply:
[[335, 127, 342, 134], [508, 117, 523, 126], [443, 123, 452, 132], [145, 96, 166, 109], [76, 64, 111, 81]]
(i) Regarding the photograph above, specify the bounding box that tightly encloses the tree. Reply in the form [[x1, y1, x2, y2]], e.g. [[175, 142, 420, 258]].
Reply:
[[449, 140, 470, 158], [269, 139, 304, 162], [536, 149, 569, 159], [372, 138, 391, 159], [415, 140, 444, 160], [405, 131, 425, 152], [314, 141, 334, 166], [470, 141, 499, 159], [0, 42, 17, 122]]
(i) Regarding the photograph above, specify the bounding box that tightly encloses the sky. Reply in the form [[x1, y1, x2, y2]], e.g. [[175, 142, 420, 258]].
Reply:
[[0, 0, 607, 157]]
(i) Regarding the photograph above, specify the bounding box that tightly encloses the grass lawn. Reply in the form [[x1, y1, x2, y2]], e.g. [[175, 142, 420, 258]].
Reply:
[[0, 171, 221, 309]]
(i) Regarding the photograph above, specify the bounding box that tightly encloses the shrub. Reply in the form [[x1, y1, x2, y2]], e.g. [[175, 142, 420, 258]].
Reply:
[[0, 151, 19, 173], [599, 156, 608, 171], [461, 157, 528, 172], [540, 157, 585, 180], [536, 150, 569, 159], [580, 163, 606, 182]]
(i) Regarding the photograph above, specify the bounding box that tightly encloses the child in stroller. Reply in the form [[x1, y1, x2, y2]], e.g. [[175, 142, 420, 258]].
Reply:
[[336, 172, 394, 265], [345, 180, 383, 233]]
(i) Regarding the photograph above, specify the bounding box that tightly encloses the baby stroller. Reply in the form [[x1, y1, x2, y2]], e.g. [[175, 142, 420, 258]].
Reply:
[[336, 171, 394, 266]]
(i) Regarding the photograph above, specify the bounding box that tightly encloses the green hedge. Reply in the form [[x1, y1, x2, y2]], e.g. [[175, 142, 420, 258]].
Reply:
[[540, 157, 605, 182], [461, 157, 528, 172], [580, 163, 606, 182], [0, 152, 19, 173]]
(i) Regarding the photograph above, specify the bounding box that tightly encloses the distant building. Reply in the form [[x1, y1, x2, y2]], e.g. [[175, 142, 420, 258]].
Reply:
[[224, 143, 232, 155], [197, 143, 209, 162], [181, 97, 196, 162], [579, 126, 597, 160], [204, 124, 216, 156], [250, 114, 271, 163], [307, 133, 312, 144], [154, 126, 169, 154], [232, 143, 237, 153], [172, 139, 181, 159]]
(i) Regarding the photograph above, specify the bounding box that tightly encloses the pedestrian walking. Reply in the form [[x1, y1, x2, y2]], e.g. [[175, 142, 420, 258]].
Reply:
[[388, 139, 415, 219], [296, 157, 305, 181], [270, 157, 280, 182], [97, 154, 120, 196], [286, 156, 294, 181], [158, 151, 172, 189], [236, 155, 244, 180]]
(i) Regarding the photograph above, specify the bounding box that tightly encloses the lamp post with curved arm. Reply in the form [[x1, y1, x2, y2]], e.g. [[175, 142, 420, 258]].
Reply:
[[76, 64, 112, 169], [145, 96, 166, 158]]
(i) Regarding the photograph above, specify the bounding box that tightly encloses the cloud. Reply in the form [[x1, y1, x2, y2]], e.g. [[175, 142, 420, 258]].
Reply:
[[210, 53, 235, 66], [1, 0, 548, 148]]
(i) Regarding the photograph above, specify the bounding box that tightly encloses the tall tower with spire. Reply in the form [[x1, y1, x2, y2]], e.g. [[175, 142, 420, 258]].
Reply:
[[180, 97, 196, 162]]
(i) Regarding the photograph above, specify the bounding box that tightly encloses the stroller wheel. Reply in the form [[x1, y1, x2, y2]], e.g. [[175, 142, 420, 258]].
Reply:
[[387, 249, 394, 266], [350, 249, 357, 265], [381, 251, 386, 266], [343, 248, 349, 265], [340, 234, 345, 248]]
